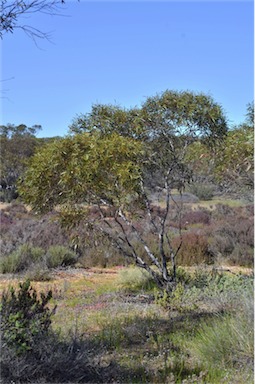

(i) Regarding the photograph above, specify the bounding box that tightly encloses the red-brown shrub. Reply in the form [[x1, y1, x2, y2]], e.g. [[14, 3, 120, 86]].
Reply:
[[181, 209, 211, 226], [207, 215, 254, 267], [172, 232, 211, 266], [0, 209, 70, 256]]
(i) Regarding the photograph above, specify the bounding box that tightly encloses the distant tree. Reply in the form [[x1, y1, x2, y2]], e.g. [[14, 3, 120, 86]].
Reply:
[[0, 0, 71, 41], [0, 123, 42, 201], [184, 102, 254, 192], [214, 103, 254, 191], [244, 101, 254, 128]]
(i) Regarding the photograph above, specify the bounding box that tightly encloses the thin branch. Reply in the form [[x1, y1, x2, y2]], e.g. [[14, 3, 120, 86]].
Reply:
[[0, 0, 68, 40]]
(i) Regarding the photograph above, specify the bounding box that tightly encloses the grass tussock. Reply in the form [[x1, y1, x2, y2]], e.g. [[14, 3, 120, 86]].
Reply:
[[117, 266, 156, 292], [189, 292, 254, 371]]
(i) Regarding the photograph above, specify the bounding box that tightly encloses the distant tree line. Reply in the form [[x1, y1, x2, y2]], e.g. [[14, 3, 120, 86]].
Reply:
[[0, 123, 60, 202]]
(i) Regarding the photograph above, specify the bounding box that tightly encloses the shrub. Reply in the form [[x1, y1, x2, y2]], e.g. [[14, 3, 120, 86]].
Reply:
[[0, 211, 15, 233], [189, 270, 254, 313], [227, 246, 254, 267], [117, 266, 156, 292], [25, 262, 52, 281], [0, 208, 70, 257], [45, 245, 77, 268], [0, 281, 105, 384], [187, 183, 214, 200], [0, 244, 45, 273], [155, 267, 254, 314], [0, 188, 19, 203], [76, 229, 125, 268], [173, 233, 211, 266], [208, 214, 254, 267], [154, 283, 192, 312], [181, 209, 211, 226], [0, 244, 77, 275], [0, 280, 56, 355]]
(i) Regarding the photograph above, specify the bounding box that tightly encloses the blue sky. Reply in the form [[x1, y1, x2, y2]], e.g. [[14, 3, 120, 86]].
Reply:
[[1, 1, 254, 138]]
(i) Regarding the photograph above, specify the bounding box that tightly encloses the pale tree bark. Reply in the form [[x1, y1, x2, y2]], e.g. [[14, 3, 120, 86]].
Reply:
[[80, 176, 184, 292]]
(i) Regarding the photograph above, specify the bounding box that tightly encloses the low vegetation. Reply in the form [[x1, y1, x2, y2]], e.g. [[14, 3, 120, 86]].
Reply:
[[0, 267, 253, 383]]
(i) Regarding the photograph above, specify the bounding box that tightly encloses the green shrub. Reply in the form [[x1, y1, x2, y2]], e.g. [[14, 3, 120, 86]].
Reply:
[[25, 262, 52, 281], [45, 245, 77, 268], [155, 268, 254, 313], [0, 244, 77, 274], [155, 283, 199, 312], [0, 280, 56, 355], [0, 244, 45, 273], [187, 183, 214, 201], [117, 266, 156, 292]]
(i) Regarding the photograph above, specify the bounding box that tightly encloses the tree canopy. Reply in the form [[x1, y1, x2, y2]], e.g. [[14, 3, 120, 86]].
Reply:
[[70, 90, 228, 142], [18, 132, 144, 213], [69, 90, 228, 190]]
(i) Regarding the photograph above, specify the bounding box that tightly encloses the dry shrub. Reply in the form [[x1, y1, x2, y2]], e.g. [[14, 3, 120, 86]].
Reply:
[[173, 232, 211, 266], [0, 209, 70, 256], [78, 241, 125, 268], [208, 216, 254, 267], [181, 209, 211, 226]]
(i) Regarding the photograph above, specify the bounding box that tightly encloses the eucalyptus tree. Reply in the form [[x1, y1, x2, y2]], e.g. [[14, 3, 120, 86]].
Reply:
[[19, 91, 228, 290]]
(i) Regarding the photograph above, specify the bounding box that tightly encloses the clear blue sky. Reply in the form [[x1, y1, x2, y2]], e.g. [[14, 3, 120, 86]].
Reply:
[[1, 1, 254, 138]]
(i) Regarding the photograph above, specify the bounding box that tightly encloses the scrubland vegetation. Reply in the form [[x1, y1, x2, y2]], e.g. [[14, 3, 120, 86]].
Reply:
[[0, 92, 254, 383]]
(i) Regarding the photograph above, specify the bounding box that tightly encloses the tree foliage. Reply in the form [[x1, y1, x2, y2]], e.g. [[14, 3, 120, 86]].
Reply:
[[18, 132, 144, 212], [70, 90, 227, 142], [70, 90, 228, 190], [141, 90, 227, 142], [70, 104, 145, 140]]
